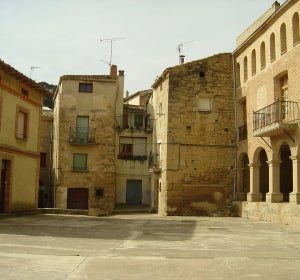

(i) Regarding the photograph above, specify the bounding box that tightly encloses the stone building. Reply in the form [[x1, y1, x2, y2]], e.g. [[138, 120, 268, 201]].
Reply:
[[150, 53, 235, 215], [115, 89, 153, 208], [0, 59, 50, 213], [39, 106, 53, 208], [53, 65, 124, 215], [233, 0, 300, 223]]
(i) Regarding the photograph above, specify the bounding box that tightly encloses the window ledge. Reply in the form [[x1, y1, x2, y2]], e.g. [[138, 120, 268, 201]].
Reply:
[[117, 154, 147, 161], [72, 169, 89, 172]]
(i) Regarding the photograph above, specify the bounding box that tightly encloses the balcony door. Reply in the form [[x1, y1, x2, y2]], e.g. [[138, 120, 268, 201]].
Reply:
[[76, 116, 89, 143], [281, 75, 288, 121]]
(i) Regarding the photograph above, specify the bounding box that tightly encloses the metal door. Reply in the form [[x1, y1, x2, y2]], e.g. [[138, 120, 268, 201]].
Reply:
[[126, 180, 142, 205]]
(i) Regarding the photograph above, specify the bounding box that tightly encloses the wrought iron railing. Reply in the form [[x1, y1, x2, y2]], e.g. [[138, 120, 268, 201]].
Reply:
[[253, 100, 298, 131], [238, 125, 247, 141], [69, 127, 96, 144]]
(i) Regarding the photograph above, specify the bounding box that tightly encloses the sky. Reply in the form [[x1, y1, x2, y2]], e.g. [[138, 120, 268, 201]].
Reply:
[[0, 0, 284, 95]]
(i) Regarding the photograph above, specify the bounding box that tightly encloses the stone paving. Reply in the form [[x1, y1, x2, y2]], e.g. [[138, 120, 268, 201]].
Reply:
[[0, 214, 300, 279]]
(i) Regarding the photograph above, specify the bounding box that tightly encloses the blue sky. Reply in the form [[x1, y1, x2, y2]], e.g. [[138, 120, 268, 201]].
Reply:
[[0, 0, 283, 94]]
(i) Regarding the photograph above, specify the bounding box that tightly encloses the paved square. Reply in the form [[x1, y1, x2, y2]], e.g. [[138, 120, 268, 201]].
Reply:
[[0, 214, 300, 279]]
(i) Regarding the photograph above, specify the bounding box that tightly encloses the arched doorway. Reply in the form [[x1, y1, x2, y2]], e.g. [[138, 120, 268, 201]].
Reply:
[[259, 149, 269, 201], [279, 143, 292, 202]]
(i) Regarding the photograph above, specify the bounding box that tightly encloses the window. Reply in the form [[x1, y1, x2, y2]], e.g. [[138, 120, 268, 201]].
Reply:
[[270, 33, 276, 61], [15, 107, 29, 140], [21, 88, 29, 97], [260, 41, 266, 69], [118, 137, 147, 160], [292, 13, 300, 46], [73, 153, 87, 170], [159, 102, 162, 115], [79, 83, 93, 93], [198, 97, 211, 112], [76, 116, 89, 142], [40, 153, 47, 167], [236, 63, 240, 87], [251, 49, 256, 76], [134, 114, 143, 128], [280, 23, 287, 54], [243, 56, 248, 81]]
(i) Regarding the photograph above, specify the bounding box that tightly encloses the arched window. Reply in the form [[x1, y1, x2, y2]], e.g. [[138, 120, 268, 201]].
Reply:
[[260, 42, 266, 69], [270, 33, 276, 61], [251, 49, 256, 76], [292, 12, 300, 45], [280, 23, 287, 54], [243, 56, 248, 82], [236, 63, 241, 87]]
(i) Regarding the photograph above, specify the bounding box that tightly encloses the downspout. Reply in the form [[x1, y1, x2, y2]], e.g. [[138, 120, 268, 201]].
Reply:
[[232, 54, 238, 200]]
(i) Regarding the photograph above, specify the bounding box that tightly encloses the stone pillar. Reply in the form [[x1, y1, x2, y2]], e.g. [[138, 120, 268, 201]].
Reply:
[[247, 162, 262, 201], [235, 167, 247, 201], [266, 159, 283, 203], [290, 155, 300, 204]]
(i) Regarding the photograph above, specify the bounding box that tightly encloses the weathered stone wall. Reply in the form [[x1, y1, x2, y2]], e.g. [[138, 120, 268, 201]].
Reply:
[[153, 53, 235, 215]]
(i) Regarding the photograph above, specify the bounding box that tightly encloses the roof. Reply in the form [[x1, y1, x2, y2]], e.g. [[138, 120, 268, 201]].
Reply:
[[152, 53, 232, 88], [0, 59, 51, 96], [124, 89, 152, 102]]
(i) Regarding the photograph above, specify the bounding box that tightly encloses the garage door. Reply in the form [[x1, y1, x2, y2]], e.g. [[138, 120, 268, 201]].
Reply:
[[67, 188, 88, 210]]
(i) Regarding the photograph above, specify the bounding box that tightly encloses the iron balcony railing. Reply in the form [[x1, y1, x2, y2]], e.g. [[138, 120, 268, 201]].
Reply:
[[238, 124, 247, 141], [69, 127, 96, 144], [253, 100, 298, 132]]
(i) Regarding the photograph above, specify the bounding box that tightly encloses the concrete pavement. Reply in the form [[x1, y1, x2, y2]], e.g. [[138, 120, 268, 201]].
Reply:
[[0, 214, 300, 279]]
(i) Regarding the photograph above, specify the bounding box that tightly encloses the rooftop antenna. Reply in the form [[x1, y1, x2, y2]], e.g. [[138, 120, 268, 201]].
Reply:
[[30, 66, 41, 79], [177, 40, 193, 64], [100, 37, 125, 66]]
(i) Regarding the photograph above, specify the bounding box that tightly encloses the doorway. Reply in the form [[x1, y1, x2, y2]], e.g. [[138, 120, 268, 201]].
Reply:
[[126, 180, 142, 205], [0, 160, 10, 213]]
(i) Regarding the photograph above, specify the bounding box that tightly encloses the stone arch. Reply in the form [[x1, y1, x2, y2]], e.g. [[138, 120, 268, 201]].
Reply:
[[243, 56, 248, 82], [236, 153, 250, 201], [260, 41, 266, 69], [270, 33, 276, 61], [292, 12, 300, 46], [280, 23, 287, 54], [251, 49, 256, 76]]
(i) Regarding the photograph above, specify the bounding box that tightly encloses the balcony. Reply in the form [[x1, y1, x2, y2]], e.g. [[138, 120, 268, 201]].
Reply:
[[253, 101, 298, 137], [238, 125, 247, 141], [69, 127, 96, 144]]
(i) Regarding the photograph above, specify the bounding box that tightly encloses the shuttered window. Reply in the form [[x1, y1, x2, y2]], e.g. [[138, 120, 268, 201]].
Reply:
[[15, 107, 29, 140], [73, 153, 87, 170]]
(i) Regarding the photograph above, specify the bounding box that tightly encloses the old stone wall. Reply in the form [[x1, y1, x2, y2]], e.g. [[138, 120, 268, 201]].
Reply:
[[161, 53, 235, 215]]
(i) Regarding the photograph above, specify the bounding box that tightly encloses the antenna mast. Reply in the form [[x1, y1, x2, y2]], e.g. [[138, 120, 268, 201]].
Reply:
[[100, 37, 125, 66], [30, 66, 41, 79], [177, 40, 193, 64]]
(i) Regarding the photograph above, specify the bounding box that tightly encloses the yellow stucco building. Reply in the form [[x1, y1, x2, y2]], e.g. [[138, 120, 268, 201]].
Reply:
[[0, 60, 50, 213]]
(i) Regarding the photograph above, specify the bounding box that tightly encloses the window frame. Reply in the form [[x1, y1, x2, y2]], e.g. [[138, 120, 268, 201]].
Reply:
[[15, 106, 29, 140], [78, 83, 93, 93]]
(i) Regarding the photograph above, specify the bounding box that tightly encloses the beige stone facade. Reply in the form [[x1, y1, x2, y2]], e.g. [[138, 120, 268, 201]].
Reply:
[[53, 66, 124, 215], [234, 0, 300, 217], [0, 60, 49, 213], [150, 53, 235, 215]]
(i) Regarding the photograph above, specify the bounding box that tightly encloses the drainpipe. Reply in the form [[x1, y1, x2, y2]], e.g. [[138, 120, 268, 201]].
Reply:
[[232, 54, 238, 200]]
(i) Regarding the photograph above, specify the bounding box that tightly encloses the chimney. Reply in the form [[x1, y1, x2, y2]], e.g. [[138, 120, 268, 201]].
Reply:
[[110, 64, 117, 77], [179, 55, 185, 64]]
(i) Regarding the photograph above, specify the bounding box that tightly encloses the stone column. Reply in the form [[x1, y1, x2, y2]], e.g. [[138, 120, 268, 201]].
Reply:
[[234, 167, 247, 201], [289, 155, 300, 204], [247, 162, 262, 201], [266, 159, 283, 203]]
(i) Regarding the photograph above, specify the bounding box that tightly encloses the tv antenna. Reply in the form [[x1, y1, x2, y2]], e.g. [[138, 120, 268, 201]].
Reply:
[[177, 40, 194, 64], [30, 66, 41, 79], [100, 37, 125, 66]]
